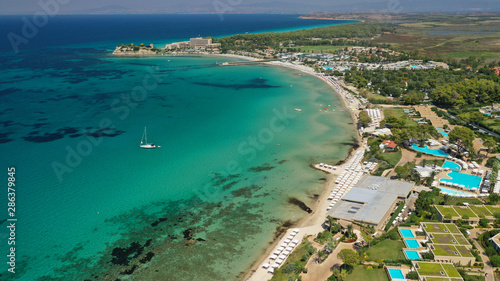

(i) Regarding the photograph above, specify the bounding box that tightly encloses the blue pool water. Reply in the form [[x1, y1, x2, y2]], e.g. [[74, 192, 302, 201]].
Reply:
[[442, 160, 461, 170], [414, 118, 422, 121], [411, 144, 449, 157], [404, 239, 420, 249], [436, 128, 445, 132], [399, 228, 415, 238], [441, 171, 483, 189], [439, 187, 475, 197], [388, 268, 405, 279], [404, 250, 421, 260], [323, 66, 334, 70], [442, 133, 449, 138]]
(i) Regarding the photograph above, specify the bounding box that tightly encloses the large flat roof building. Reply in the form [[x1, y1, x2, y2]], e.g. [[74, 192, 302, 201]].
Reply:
[[327, 176, 414, 229]]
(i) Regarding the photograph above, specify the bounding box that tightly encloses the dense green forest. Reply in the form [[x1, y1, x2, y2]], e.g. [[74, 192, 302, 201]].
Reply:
[[213, 22, 395, 52], [342, 67, 499, 107], [430, 79, 500, 108]]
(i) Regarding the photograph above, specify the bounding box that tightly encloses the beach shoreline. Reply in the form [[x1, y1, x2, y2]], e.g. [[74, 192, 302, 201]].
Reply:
[[236, 59, 363, 281], [111, 50, 363, 280]]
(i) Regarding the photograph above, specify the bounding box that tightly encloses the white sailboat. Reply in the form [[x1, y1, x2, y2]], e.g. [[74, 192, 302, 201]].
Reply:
[[140, 127, 159, 149]]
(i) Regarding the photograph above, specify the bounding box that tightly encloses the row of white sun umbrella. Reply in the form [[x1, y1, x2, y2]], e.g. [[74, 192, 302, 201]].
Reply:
[[439, 181, 467, 189], [262, 229, 300, 273], [319, 163, 337, 170], [327, 172, 364, 210]]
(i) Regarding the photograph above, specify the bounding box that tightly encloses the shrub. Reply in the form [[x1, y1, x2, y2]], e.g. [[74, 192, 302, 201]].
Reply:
[[490, 255, 500, 267], [486, 246, 497, 257], [285, 263, 296, 274], [406, 271, 419, 280], [421, 251, 434, 260], [387, 229, 400, 240]]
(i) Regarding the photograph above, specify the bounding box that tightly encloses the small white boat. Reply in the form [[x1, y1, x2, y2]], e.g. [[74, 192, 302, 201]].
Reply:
[[294, 108, 302, 112], [140, 127, 159, 149]]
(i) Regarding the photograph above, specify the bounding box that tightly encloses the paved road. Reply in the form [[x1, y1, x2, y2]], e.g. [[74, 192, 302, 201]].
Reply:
[[446, 112, 500, 138], [469, 229, 494, 281]]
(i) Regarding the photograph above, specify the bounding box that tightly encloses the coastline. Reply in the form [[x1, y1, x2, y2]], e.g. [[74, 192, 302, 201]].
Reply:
[[300, 16, 365, 23], [239, 59, 363, 281], [109, 49, 363, 280]]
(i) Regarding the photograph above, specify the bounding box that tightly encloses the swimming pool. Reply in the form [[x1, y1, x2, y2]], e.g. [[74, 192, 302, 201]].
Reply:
[[442, 133, 449, 139], [442, 160, 461, 170], [438, 187, 475, 197], [404, 250, 421, 260], [323, 66, 334, 70], [404, 239, 420, 249], [441, 171, 482, 189], [436, 128, 445, 132], [387, 268, 405, 279], [399, 228, 415, 238], [411, 144, 449, 157]]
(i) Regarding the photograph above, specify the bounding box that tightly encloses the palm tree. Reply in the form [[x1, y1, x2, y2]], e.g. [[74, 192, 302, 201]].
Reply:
[[347, 224, 354, 238], [328, 216, 336, 233], [443, 194, 450, 205]]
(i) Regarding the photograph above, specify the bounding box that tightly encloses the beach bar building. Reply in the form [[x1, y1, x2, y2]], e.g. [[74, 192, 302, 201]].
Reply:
[[327, 176, 414, 230]]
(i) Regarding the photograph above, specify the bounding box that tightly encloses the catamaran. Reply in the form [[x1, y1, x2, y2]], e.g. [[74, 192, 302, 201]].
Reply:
[[140, 127, 159, 149]]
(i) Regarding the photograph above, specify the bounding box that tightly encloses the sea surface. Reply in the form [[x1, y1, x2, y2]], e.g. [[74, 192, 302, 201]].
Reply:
[[0, 14, 357, 280]]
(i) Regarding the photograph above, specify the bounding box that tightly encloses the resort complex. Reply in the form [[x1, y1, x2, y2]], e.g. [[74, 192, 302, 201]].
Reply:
[[239, 18, 500, 280], [4, 3, 500, 279]]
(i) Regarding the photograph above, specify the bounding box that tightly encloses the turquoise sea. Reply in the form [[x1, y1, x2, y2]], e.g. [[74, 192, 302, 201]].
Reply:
[[0, 15, 357, 280]]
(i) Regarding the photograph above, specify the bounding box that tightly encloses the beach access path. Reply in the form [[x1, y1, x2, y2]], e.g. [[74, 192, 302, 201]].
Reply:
[[302, 230, 363, 281]]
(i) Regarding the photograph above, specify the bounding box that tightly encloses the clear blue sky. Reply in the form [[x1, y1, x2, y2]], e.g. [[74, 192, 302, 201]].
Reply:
[[1, 0, 498, 14]]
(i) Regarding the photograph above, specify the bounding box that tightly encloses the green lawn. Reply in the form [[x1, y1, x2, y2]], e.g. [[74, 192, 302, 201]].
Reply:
[[368, 94, 393, 103], [425, 278, 451, 281], [446, 223, 462, 233], [469, 205, 493, 217], [384, 108, 407, 118], [378, 151, 402, 167], [445, 223, 461, 234], [453, 206, 478, 218], [431, 233, 456, 244], [434, 198, 482, 207], [456, 246, 473, 257], [383, 108, 417, 127], [485, 205, 500, 215], [366, 240, 405, 261], [424, 223, 448, 233], [454, 234, 470, 245], [432, 244, 456, 256], [441, 263, 461, 278], [345, 266, 389, 281], [416, 262, 446, 276], [435, 206, 460, 218]]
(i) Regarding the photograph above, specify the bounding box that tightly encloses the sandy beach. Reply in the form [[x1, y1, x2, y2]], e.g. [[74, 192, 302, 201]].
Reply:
[[242, 61, 364, 281]]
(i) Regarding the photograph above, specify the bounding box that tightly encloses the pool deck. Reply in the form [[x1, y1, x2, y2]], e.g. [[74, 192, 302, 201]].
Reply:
[[438, 169, 482, 191], [410, 144, 450, 158], [385, 266, 410, 280]]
